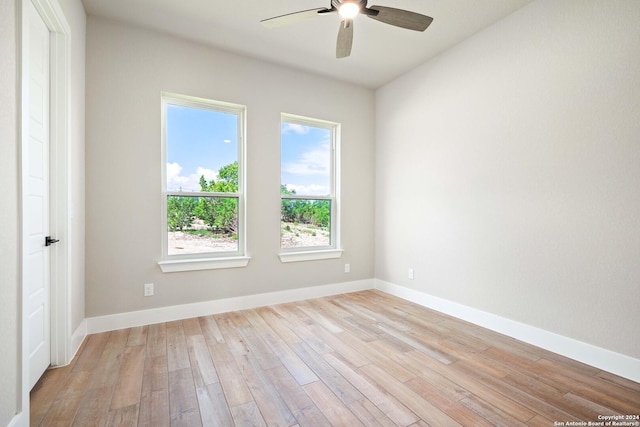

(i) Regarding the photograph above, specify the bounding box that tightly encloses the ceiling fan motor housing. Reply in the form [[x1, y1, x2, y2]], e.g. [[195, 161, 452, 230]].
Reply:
[[331, 0, 368, 10]]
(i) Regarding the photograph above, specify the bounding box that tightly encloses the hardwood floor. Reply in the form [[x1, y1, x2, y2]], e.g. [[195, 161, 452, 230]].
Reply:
[[31, 290, 640, 426]]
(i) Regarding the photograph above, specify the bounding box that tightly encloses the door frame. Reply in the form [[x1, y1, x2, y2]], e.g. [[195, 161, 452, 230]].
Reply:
[[19, 0, 71, 422]]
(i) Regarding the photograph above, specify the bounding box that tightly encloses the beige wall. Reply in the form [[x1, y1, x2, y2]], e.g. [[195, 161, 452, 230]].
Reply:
[[85, 17, 376, 317], [0, 1, 20, 423], [376, 0, 640, 358]]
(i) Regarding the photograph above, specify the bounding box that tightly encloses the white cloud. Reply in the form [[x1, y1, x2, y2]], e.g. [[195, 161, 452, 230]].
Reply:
[[167, 162, 218, 192], [167, 162, 189, 188], [195, 167, 218, 182], [282, 123, 311, 135], [282, 142, 330, 176]]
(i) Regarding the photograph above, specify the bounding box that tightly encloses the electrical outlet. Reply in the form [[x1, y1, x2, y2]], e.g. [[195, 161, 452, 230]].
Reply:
[[408, 269, 414, 280], [344, 263, 351, 273], [144, 283, 154, 297]]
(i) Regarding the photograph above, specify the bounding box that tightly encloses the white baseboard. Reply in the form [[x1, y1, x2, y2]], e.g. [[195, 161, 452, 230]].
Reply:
[[86, 279, 374, 334], [7, 412, 27, 427], [80, 277, 639, 382], [71, 319, 87, 359], [48, 320, 86, 369], [375, 279, 640, 383]]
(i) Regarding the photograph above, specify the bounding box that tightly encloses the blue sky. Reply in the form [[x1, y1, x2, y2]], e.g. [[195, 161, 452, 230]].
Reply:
[[281, 122, 331, 196], [166, 104, 331, 196], [166, 104, 238, 192]]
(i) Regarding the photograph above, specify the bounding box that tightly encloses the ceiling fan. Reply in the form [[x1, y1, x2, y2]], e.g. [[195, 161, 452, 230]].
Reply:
[[260, 0, 433, 59]]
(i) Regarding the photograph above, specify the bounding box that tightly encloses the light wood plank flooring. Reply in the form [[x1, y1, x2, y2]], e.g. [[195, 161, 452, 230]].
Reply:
[[31, 290, 640, 426]]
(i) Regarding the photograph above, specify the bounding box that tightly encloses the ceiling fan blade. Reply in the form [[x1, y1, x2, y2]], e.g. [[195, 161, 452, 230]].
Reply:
[[261, 7, 331, 28], [367, 6, 433, 31], [336, 19, 354, 58]]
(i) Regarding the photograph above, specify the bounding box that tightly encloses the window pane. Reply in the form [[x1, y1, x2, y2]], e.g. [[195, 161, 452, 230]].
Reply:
[[166, 104, 238, 193], [167, 195, 238, 255], [280, 198, 331, 248], [281, 122, 331, 197]]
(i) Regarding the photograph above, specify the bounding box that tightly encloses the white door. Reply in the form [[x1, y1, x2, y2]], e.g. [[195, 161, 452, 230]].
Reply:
[[25, 0, 52, 390]]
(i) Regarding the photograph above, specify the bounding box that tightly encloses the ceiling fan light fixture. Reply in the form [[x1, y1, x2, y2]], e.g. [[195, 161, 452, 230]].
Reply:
[[338, 2, 360, 19], [261, 1, 434, 59]]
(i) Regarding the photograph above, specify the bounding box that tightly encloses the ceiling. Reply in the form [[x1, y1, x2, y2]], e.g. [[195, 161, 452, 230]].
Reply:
[[81, 0, 534, 88]]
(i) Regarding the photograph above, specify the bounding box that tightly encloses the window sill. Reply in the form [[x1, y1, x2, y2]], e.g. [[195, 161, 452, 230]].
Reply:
[[279, 249, 343, 263], [158, 256, 251, 273]]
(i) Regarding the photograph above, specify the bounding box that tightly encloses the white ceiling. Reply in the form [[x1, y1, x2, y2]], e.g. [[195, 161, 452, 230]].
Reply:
[[81, 0, 534, 88]]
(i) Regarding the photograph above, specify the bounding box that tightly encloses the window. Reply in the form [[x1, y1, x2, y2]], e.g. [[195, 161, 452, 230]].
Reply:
[[159, 93, 248, 272], [280, 114, 342, 262]]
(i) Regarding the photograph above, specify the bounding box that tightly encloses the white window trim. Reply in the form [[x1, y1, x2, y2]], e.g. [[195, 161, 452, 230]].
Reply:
[[279, 113, 341, 262], [158, 256, 250, 273], [159, 92, 248, 271], [279, 249, 343, 263]]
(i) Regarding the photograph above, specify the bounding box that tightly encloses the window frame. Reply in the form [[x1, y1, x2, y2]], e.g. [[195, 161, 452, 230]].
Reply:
[[158, 92, 249, 272], [279, 113, 343, 262]]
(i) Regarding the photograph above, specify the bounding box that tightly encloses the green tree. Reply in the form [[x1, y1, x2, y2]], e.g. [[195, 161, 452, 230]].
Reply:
[[311, 200, 330, 228], [194, 197, 238, 235], [280, 185, 297, 223], [193, 162, 239, 235], [218, 162, 239, 188], [281, 184, 330, 229], [167, 195, 196, 231]]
